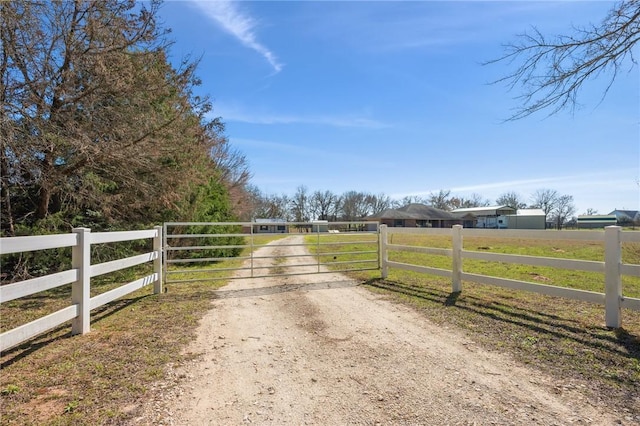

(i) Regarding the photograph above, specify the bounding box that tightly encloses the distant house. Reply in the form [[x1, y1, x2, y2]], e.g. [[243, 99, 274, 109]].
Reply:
[[311, 220, 329, 232], [364, 203, 462, 228], [246, 218, 288, 234], [609, 209, 640, 225], [450, 205, 516, 229], [451, 206, 546, 229], [577, 215, 618, 229]]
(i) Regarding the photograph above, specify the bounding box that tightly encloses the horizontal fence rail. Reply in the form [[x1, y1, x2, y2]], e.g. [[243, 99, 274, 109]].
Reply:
[[0, 227, 163, 352], [164, 221, 380, 284], [3, 222, 638, 351], [380, 225, 640, 328]]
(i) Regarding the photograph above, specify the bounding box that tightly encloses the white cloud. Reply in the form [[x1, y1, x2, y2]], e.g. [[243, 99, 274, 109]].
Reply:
[[212, 106, 390, 129], [191, 0, 282, 73], [232, 138, 327, 157], [401, 170, 638, 198], [392, 169, 639, 214]]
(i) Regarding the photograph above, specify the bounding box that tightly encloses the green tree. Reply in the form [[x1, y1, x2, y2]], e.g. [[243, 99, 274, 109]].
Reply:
[[169, 176, 244, 260], [1, 1, 250, 279], [1, 0, 227, 233]]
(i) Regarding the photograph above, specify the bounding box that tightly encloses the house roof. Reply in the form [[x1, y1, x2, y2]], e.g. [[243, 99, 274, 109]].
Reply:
[[366, 204, 458, 221], [609, 210, 639, 220], [366, 209, 416, 220], [515, 209, 546, 216], [578, 215, 617, 219], [396, 203, 459, 220], [451, 205, 516, 216]]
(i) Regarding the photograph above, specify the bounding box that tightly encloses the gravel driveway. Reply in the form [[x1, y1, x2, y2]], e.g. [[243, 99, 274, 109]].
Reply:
[[137, 236, 626, 425]]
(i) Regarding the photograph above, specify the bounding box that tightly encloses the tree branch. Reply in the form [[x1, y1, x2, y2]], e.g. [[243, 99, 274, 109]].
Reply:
[[486, 0, 640, 120]]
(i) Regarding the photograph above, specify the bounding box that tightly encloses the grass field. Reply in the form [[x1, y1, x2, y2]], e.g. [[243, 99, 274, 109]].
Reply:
[[1, 231, 639, 424]]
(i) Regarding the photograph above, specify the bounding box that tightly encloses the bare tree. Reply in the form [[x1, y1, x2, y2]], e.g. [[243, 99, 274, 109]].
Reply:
[[530, 189, 559, 218], [310, 190, 339, 221], [241, 184, 264, 221], [585, 208, 599, 215], [366, 193, 392, 215], [488, 1, 640, 119], [550, 195, 577, 229], [427, 189, 452, 211], [339, 191, 371, 220], [392, 195, 425, 208], [291, 185, 311, 222], [450, 193, 491, 209], [210, 138, 250, 188], [496, 191, 527, 209], [252, 193, 291, 221]]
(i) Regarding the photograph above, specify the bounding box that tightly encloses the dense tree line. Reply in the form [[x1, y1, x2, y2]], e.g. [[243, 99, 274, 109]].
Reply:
[[246, 186, 579, 229], [0, 1, 252, 279], [246, 186, 391, 222], [1, 0, 250, 236]]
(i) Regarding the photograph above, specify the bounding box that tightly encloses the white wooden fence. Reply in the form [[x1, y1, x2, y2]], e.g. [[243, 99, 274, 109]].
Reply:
[[0, 227, 163, 352], [2, 224, 639, 351], [380, 225, 640, 328]]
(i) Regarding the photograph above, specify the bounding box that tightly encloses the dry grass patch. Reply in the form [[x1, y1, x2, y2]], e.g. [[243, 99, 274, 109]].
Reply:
[[1, 279, 222, 425], [360, 274, 640, 417]]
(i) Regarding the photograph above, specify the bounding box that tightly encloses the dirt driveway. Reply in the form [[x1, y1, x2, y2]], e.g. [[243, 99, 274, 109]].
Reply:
[[138, 236, 626, 425]]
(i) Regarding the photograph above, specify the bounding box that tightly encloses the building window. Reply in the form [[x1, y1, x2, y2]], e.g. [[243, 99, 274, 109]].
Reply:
[[259, 225, 269, 231], [394, 219, 404, 227]]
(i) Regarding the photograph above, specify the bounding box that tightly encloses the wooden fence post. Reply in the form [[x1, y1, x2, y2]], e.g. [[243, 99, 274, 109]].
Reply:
[[380, 225, 388, 279], [72, 227, 91, 335], [154, 225, 163, 294], [452, 225, 463, 293], [604, 226, 622, 328]]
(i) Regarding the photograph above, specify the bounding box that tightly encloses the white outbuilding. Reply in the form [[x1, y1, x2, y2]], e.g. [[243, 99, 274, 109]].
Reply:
[[451, 206, 547, 229], [498, 209, 547, 230]]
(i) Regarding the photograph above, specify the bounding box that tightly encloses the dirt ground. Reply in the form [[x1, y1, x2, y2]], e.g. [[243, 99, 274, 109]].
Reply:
[[135, 236, 631, 425]]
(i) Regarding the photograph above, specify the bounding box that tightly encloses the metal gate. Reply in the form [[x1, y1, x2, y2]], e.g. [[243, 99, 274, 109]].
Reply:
[[163, 221, 380, 284]]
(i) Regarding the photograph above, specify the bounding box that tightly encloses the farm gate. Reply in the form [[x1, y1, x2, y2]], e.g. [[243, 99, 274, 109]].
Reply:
[[163, 221, 380, 284]]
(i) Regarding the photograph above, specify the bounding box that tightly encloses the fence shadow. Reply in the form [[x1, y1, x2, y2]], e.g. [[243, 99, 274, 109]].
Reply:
[[213, 279, 359, 299], [364, 278, 640, 362], [0, 294, 149, 369]]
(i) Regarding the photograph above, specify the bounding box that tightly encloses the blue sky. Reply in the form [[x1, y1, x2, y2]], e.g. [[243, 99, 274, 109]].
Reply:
[[158, 1, 639, 215]]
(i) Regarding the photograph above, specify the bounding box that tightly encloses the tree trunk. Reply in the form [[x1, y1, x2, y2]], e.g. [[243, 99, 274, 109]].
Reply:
[[35, 155, 53, 220], [1, 180, 15, 236], [35, 185, 51, 220]]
